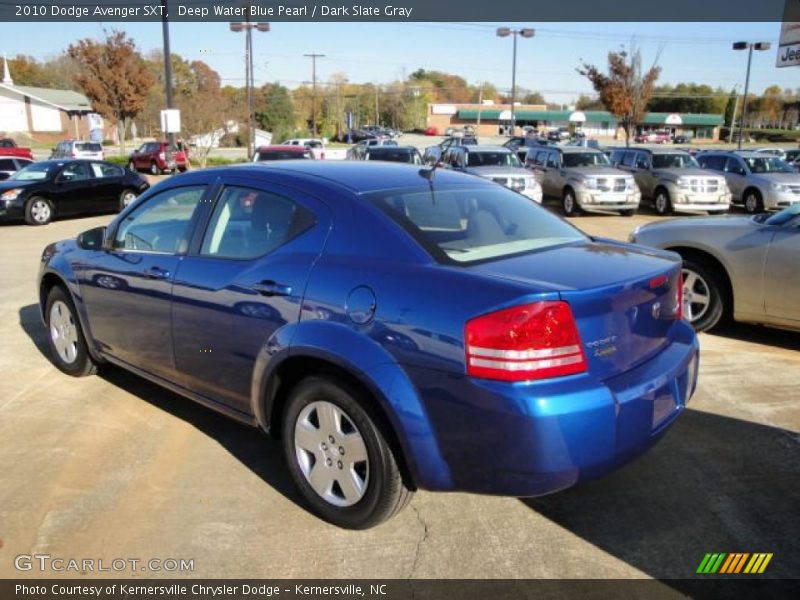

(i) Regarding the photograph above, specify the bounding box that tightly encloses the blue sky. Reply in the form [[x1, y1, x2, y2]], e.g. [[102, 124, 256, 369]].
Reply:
[[2, 22, 796, 104]]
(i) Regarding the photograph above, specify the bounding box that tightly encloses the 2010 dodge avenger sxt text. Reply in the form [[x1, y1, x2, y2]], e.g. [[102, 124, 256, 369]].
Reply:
[[37, 161, 698, 528]]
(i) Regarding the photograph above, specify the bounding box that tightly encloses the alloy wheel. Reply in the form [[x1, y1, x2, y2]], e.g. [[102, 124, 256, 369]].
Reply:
[[49, 300, 79, 364], [294, 400, 369, 507], [563, 192, 575, 215], [121, 191, 137, 207], [31, 200, 51, 224], [745, 193, 758, 213], [682, 267, 711, 324], [655, 193, 668, 214]]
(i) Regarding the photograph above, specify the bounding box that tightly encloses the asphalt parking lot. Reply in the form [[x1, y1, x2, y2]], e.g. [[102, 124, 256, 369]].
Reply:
[[0, 204, 798, 584]]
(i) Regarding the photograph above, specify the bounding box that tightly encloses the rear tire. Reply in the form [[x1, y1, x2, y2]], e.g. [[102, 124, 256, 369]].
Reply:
[[562, 188, 581, 217], [743, 189, 763, 214], [150, 161, 160, 176], [282, 375, 412, 529], [45, 286, 97, 377], [681, 257, 727, 332], [25, 196, 53, 225], [654, 188, 673, 216]]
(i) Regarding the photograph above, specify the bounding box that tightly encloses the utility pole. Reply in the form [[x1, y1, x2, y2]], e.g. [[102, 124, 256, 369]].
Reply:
[[230, 18, 270, 159], [374, 85, 379, 126], [728, 88, 740, 145], [304, 53, 325, 136], [161, 0, 175, 156], [477, 82, 484, 132]]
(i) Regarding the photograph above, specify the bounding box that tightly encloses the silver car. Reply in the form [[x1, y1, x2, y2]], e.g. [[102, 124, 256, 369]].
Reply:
[[441, 145, 543, 203], [526, 146, 639, 216], [629, 204, 800, 332], [697, 151, 800, 213], [611, 147, 731, 216], [51, 140, 104, 160]]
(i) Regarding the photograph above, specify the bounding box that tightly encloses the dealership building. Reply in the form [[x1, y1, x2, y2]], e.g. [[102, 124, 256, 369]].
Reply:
[[426, 103, 724, 141]]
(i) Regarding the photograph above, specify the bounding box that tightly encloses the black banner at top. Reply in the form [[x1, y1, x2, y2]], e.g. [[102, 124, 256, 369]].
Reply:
[[0, 0, 798, 22]]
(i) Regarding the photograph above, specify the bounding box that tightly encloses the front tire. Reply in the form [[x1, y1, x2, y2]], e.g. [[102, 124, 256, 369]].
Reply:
[[562, 188, 581, 217], [654, 188, 673, 216], [25, 196, 54, 225], [119, 189, 138, 211], [150, 161, 160, 176], [282, 375, 412, 529], [45, 286, 97, 377], [681, 257, 727, 332], [743, 189, 763, 214], [128, 161, 137, 172]]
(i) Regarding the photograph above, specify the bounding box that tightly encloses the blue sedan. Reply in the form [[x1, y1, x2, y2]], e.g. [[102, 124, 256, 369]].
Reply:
[[38, 161, 698, 528]]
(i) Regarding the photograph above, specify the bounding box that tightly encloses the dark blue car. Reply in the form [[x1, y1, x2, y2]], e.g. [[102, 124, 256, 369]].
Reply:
[[38, 161, 698, 528]]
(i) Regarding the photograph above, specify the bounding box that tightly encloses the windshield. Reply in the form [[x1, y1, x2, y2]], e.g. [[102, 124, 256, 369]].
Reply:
[[563, 152, 611, 167], [466, 152, 521, 168], [367, 150, 422, 164], [369, 185, 584, 264], [764, 203, 800, 226], [9, 163, 53, 181], [652, 154, 699, 169], [743, 157, 794, 174]]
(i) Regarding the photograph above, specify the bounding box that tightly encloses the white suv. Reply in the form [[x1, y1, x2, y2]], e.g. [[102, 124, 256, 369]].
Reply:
[[51, 140, 104, 160]]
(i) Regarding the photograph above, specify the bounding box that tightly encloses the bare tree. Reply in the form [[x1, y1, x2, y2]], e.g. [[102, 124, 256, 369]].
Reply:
[[578, 46, 661, 146], [68, 30, 153, 152]]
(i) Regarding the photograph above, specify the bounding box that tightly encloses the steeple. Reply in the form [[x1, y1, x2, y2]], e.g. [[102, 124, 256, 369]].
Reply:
[[2, 55, 13, 85]]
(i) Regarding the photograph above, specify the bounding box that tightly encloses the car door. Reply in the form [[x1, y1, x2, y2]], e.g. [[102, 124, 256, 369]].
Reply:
[[763, 217, 800, 323], [51, 162, 95, 216], [542, 151, 562, 197], [88, 162, 123, 211], [79, 184, 208, 378], [630, 152, 655, 198], [724, 157, 748, 203], [170, 178, 331, 413]]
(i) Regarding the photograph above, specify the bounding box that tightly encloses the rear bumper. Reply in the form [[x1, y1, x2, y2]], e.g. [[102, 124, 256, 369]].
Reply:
[[408, 321, 698, 496]]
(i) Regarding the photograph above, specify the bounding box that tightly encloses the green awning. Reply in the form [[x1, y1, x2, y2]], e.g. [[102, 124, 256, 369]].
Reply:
[[640, 112, 724, 126]]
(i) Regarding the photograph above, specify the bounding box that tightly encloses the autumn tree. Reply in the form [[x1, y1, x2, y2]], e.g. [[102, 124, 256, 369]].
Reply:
[[578, 47, 661, 146], [68, 30, 153, 152], [254, 83, 296, 142]]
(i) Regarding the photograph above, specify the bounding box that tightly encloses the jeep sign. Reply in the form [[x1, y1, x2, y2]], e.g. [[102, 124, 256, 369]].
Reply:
[[777, 1, 800, 68]]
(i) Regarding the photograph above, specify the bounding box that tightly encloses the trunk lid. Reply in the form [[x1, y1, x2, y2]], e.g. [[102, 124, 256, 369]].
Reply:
[[469, 240, 682, 380]]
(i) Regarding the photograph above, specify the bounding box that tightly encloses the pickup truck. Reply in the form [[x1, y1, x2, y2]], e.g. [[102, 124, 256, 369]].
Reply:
[[0, 139, 34, 160]]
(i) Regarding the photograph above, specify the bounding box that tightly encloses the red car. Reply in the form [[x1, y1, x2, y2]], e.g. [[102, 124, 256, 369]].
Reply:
[[252, 145, 314, 161], [634, 130, 671, 144], [128, 141, 188, 175], [0, 138, 34, 161]]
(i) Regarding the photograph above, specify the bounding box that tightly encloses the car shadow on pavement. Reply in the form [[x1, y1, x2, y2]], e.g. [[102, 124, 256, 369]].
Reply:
[[522, 409, 800, 586], [18, 303, 304, 509], [707, 322, 800, 352]]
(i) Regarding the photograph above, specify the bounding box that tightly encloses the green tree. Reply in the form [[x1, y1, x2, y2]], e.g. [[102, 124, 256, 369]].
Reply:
[[255, 83, 296, 142]]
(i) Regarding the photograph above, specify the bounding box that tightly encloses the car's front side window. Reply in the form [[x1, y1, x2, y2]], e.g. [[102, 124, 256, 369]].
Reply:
[[114, 186, 205, 253], [200, 186, 315, 259]]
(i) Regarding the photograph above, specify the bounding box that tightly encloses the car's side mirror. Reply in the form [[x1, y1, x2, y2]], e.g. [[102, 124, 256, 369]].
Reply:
[[76, 226, 107, 251]]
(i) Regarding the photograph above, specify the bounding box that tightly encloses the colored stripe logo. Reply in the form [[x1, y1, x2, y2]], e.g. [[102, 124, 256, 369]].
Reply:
[[697, 553, 773, 574]]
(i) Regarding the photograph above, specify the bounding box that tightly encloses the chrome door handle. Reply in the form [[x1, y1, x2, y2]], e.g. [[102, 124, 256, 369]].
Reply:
[[142, 266, 170, 279], [251, 280, 292, 297]]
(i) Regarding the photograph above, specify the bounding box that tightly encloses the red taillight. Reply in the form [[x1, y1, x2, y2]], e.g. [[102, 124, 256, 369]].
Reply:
[[675, 273, 684, 321], [320, 151, 326, 160], [465, 301, 587, 382]]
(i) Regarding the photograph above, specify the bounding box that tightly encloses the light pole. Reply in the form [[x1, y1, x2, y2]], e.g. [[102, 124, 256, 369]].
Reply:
[[304, 53, 325, 136], [230, 20, 270, 159], [161, 0, 175, 156], [732, 41, 770, 150], [496, 27, 534, 137]]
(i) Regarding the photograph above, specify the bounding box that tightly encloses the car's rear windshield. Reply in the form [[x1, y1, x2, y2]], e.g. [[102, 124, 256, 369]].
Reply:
[[76, 143, 102, 152], [652, 154, 698, 169], [256, 151, 310, 161], [466, 151, 521, 167], [367, 149, 421, 164], [563, 152, 610, 167], [368, 184, 584, 264]]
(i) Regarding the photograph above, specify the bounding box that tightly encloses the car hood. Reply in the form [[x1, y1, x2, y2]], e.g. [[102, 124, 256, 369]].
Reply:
[[653, 168, 715, 179], [568, 166, 631, 177], [465, 166, 529, 176], [633, 214, 759, 238], [0, 179, 40, 191]]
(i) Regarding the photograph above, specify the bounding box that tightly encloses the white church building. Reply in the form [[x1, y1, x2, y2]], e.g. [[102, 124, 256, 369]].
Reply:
[[0, 57, 104, 143]]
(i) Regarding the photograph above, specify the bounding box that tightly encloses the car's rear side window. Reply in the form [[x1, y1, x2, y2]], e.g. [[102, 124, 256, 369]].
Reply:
[[199, 186, 315, 259], [369, 185, 584, 264]]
